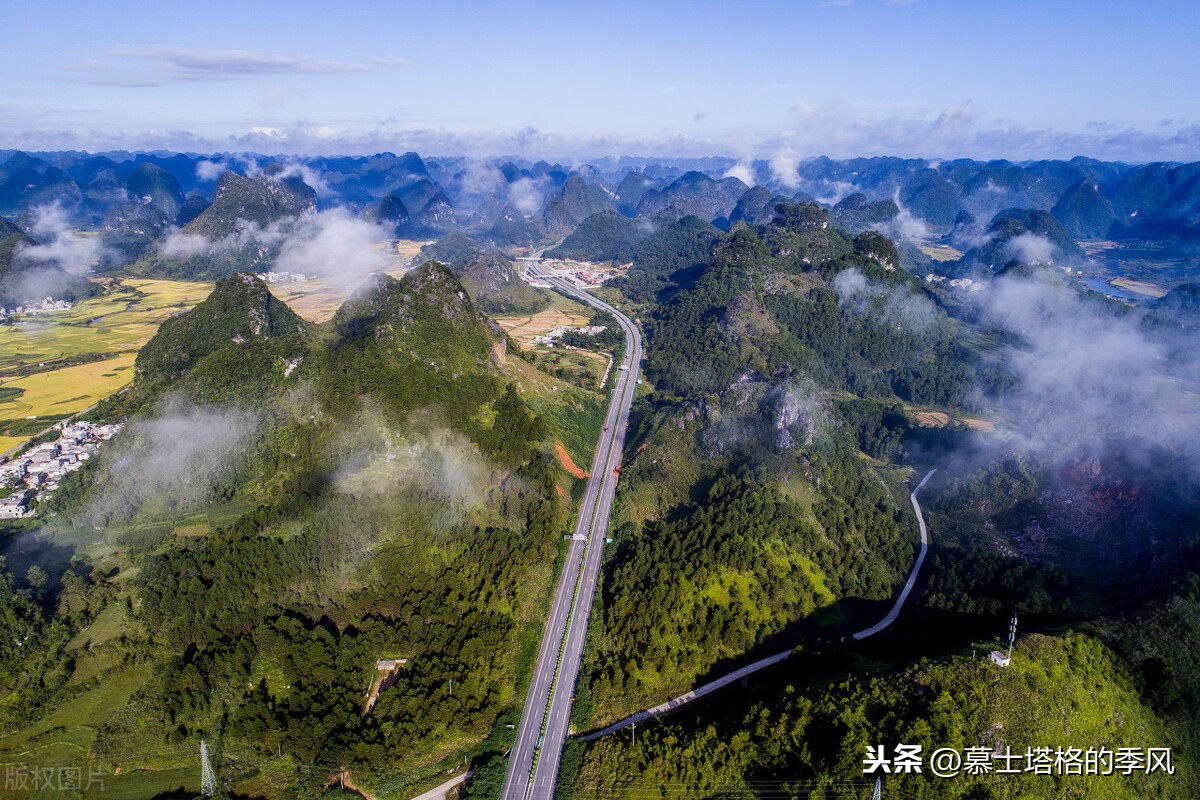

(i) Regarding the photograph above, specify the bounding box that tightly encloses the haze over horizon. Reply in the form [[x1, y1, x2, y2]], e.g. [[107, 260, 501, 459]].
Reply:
[[6, 0, 1200, 162]]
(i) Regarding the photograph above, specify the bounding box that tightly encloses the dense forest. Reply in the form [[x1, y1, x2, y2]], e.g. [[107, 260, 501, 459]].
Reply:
[[569, 630, 1195, 799], [570, 206, 965, 727], [0, 263, 615, 797], [560, 200, 1200, 799]]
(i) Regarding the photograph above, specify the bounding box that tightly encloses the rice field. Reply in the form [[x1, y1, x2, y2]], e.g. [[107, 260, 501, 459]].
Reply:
[[918, 244, 964, 262], [492, 308, 593, 345], [907, 406, 996, 433], [1110, 277, 1167, 298], [0, 279, 212, 452], [269, 265, 412, 323]]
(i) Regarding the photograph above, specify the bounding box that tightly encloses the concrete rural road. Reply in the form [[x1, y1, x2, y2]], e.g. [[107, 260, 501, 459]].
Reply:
[[498, 269, 642, 800], [583, 468, 939, 743], [409, 772, 472, 800], [851, 467, 936, 639]]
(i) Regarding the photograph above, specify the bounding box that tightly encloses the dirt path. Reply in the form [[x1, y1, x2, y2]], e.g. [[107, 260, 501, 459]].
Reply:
[[334, 771, 380, 800]]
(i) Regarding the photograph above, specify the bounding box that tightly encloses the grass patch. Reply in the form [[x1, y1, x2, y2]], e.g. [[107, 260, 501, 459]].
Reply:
[[918, 244, 963, 261], [67, 599, 130, 651], [0, 667, 150, 759], [97, 767, 198, 799]]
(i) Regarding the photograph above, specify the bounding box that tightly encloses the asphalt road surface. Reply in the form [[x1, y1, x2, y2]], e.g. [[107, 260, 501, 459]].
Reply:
[[498, 271, 642, 800]]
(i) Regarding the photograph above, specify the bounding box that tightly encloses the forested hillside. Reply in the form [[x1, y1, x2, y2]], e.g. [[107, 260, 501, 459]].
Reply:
[[570, 631, 1195, 799], [0, 261, 612, 798], [562, 198, 1200, 799], [572, 205, 974, 727], [3, 144, 1200, 799]]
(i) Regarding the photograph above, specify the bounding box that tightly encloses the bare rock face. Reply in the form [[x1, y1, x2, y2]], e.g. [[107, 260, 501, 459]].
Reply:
[[698, 375, 825, 457]]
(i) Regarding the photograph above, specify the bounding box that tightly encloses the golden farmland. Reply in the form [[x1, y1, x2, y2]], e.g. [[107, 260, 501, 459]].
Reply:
[[0, 279, 212, 452]]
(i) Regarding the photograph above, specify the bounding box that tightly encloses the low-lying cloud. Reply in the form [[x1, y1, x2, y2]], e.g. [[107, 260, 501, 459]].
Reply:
[[508, 177, 547, 216], [834, 267, 938, 333], [158, 217, 290, 260], [275, 208, 394, 289], [15, 203, 105, 274], [723, 161, 757, 187], [877, 194, 931, 242], [8, 110, 1200, 164], [336, 417, 492, 505], [195, 159, 225, 182], [970, 272, 1200, 472], [768, 149, 800, 190], [159, 207, 398, 292], [1006, 232, 1056, 265], [81, 401, 261, 526]]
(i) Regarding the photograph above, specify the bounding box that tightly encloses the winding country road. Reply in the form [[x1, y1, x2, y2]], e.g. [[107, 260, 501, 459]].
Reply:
[[851, 467, 936, 639], [498, 269, 642, 800], [582, 468, 938, 743]]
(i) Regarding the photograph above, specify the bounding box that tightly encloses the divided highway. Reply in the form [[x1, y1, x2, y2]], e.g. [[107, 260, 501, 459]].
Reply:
[[498, 269, 642, 800]]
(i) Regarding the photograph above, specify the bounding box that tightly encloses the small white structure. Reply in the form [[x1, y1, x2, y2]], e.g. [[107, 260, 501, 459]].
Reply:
[[256, 271, 309, 284], [991, 615, 1018, 668], [376, 658, 408, 671]]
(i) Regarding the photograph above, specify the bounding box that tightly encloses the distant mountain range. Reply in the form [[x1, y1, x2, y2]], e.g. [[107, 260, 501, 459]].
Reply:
[[5, 148, 1200, 283]]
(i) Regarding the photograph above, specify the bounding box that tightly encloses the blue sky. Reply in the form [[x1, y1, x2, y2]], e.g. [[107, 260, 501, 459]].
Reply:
[[5, 0, 1199, 160]]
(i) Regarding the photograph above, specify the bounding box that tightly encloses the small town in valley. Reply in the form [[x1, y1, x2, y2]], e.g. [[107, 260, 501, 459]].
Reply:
[[0, 296, 73, 319], [0, 421, 121, 518]]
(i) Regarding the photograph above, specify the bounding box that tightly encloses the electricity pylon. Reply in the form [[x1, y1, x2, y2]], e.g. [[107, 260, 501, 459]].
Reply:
[[200, 739, 217, 797]]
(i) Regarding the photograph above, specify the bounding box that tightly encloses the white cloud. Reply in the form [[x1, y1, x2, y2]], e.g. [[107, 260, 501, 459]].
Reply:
[[158, 217, 290, 261], [833, 267, 937, 333], [723, 161, 757, 186], [1006, 232, 1056, 264], [871, 193, 931, 241], [768, 149, 800, 189], [15, 203, 104, 273], [273, 161, 338, 200], [159, 208, 396, 292], [4, 105, 1200, 164], [275, 209, 395, 291], [61, 45, 411, 87], [158, 230, 210, 258], [195, 159, 225, 181], [507, 177, 546, 216], [81, 402, 261, 525], [971, 274, 1200, 469]]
